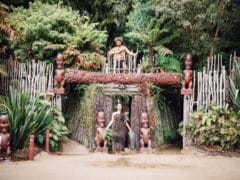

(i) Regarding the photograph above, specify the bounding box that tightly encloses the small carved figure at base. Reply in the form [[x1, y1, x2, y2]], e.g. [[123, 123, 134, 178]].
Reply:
[[0, 112, 11, 160], [181, 53, 193, 95], [140, 110, 152, 153], [95, 111, 108, 153], [54, 53, 65, 95]]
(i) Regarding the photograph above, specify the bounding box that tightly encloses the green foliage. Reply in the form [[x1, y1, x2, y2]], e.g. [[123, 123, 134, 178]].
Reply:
[[161, 129, 177, 144], [74, 84, 90, 96], [154, 55, 181, 73], [124, 0, 152, 49], [8, 1, 107, 63], [125, 0, 179, 71], [151, 0, 236, 66], [111, 94, 131, 112], [177, 121, 183, 137], [0, 65, 7, 76], [79, 84, 103, 148], [125, 10, 178, 55], [38, 107, 69, 151], [0, 87, 52, 151], [104, 129, 112, 151], [189, 106, 240, 150], [149, 84, 164, 98], [151, 86, 179, 144], [229, 59, 240, 109], [0, 2, 15, 59], [0, 87, 68, 152], [63, 0, 133, 46]]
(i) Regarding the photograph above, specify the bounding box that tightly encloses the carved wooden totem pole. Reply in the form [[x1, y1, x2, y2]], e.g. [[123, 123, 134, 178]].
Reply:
[[181, 53, 193, 95], [95, 111, 108, 153], [54, 53, 65, 110], [0, 112, 11, 160], [140, 110, 151, 153], [181, 53, 193, 148]]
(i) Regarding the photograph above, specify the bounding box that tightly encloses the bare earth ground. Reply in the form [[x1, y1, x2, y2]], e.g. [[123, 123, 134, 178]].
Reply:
[[1, 140, 240, 180]]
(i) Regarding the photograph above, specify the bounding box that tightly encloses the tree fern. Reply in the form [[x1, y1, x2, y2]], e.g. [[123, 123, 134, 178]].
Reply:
[[8, 1, 108, 64], [154, 55, 181, 73]]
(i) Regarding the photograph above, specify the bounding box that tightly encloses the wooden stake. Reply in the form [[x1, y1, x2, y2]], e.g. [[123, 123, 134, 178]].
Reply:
[[45, 129, 50, 153], [183, 94, 191, 148], [29, 135, 34, 160]]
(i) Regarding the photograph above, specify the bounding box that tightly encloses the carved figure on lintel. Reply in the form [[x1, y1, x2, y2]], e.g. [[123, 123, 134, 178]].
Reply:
[[95, 111, 108, 153], [140, 110, 152, 153], [181, 53, 193, 95], [0, 112, 11, 160], [54, 53, 65, 95]]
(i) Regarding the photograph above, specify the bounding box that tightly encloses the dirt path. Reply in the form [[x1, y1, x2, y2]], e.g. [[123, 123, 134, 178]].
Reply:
[[1, 140, 240, 180]]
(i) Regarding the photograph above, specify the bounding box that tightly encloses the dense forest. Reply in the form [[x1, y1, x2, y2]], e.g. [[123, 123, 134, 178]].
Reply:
[[1, 0, 240, 72]]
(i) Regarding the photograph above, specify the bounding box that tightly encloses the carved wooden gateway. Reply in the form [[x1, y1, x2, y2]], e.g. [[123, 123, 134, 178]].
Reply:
[[55, 53, 181, 152]]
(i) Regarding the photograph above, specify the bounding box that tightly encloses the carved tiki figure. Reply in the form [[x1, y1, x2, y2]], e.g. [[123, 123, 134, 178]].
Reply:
[[54, 53, 65, 94], [95, 111, 108, 152], [0, 112, 11, 160], [140, 111, 151, 153], [181, 53, 193, 95]]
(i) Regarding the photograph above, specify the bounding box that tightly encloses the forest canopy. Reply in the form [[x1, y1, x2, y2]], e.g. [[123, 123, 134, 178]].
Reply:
[[1, 0, 240, 70]]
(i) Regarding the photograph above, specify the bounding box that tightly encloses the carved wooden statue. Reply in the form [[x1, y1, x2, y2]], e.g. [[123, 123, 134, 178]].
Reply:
[[140, 110, 151, 153], [0, 112, 11, 160], [181, 53, 193, 95], [54, 53, 65, 94], [95, 111, 108, 152]]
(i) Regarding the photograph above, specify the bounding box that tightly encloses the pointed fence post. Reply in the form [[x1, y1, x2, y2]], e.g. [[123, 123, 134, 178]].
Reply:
[[55, 94, 62, 111], [29, 135, 34, 160], [183, 94, 191, 148], [45, 129, 50, 153]]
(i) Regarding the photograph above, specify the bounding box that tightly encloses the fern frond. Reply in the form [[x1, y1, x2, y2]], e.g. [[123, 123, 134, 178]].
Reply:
[[154, 45, 173, 56]]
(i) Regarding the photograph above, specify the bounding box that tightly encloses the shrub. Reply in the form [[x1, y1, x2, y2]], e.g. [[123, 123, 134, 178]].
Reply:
[[189, 106, 240, 150], [154, 55, 181, 73], [229, 58, 240, 110], [0, 87, 68, 152], [8, 1, 107, 65], [37, 106, 69, 151]]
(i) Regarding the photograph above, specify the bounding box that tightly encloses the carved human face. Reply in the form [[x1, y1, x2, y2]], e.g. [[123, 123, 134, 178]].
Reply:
[[97, 112, 105, 126], [141, 112, 149, 127], [0, 114, 9, 134], [56, 54, 64, 69], [116, 40, 122, 47], [185, 54, 192, 70]]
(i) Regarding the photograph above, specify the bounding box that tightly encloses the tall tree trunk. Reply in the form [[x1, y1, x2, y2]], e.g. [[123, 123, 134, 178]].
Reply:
[[209, 26, 220, 59], [190, 27, 195, 43], [149, 46, 155, 72]]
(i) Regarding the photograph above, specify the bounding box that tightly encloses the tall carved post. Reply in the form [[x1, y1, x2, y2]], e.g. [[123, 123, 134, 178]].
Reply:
[[181, 53, 193, 148], [53, 53, 65, 111], [183, 95, 191, 147], [140, 110, 152, 153], [0, 112, 11, 160], [130, 95, 142, 150]]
